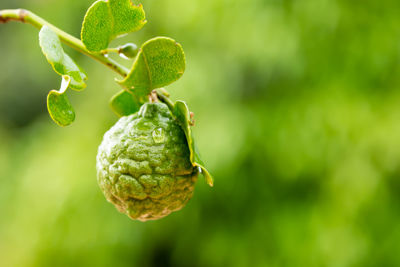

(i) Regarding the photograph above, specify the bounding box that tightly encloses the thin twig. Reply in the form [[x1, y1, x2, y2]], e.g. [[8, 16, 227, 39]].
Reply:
[[0, 9, 129, 77]]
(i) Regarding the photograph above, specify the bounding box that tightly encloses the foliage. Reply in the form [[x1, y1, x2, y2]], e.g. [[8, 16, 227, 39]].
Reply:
[[117, 37, 186, 100], [109, 90, 140, 117], [39, 25, 87, 90], [173, 100, 213, 186], [38, 0, 186, 123], [81, 0, 146, 52], [46, 76, 75, 126]]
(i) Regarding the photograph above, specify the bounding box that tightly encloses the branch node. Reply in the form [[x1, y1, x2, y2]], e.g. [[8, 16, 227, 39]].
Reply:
[[0, 12, 6, 23], [0, 9, 28, 23], [18, 9, 28, 23]]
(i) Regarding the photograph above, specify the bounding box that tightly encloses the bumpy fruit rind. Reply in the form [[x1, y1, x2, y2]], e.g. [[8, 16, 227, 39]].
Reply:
[[96, 102, 198, 221]]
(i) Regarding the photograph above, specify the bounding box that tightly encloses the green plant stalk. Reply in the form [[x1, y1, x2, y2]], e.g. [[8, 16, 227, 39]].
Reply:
[[0, 9, 129, 77]]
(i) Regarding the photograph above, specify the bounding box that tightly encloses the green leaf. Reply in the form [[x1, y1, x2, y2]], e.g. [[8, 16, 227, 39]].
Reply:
[[173, 100, 214, 187], [81, 0, 146, 52], [118, 37, 186, 99], [39, 26, 87, 90], [47, 76, 76, 127], [110, 90, 141, 117]]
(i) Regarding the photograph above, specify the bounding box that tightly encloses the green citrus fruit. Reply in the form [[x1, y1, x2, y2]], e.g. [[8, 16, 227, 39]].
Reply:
[[96, 102, 198, 221]]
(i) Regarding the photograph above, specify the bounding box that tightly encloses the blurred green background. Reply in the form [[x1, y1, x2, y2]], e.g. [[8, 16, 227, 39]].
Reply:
[[1, 0, 400, 266]]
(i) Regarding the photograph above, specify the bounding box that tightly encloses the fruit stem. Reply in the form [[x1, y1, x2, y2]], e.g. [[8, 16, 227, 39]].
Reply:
[[0, 9, 129, 77], [148, 91, 158, 103]]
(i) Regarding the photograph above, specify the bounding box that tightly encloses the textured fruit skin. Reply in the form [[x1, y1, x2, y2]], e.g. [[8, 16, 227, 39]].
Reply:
[[96, 102, 198, 221]]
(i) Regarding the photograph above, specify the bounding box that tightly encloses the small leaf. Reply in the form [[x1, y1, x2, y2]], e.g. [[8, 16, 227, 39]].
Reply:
[[39, 26, 87, 90], [110, 90, 141, 117], [47, 76, 76, 127], [173, 100, 214, 187], [81, 0, 146, 52], [118, 37, 186, 99]]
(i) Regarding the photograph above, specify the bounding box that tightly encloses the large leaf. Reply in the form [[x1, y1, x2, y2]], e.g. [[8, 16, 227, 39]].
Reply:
[[173, 100, 214, 187], [47, 76, 75, 127], [81, 0, 146, 52], [39, 26, 87, 90], [110, 90, 141, 117], [118, 37, 186, 99]]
